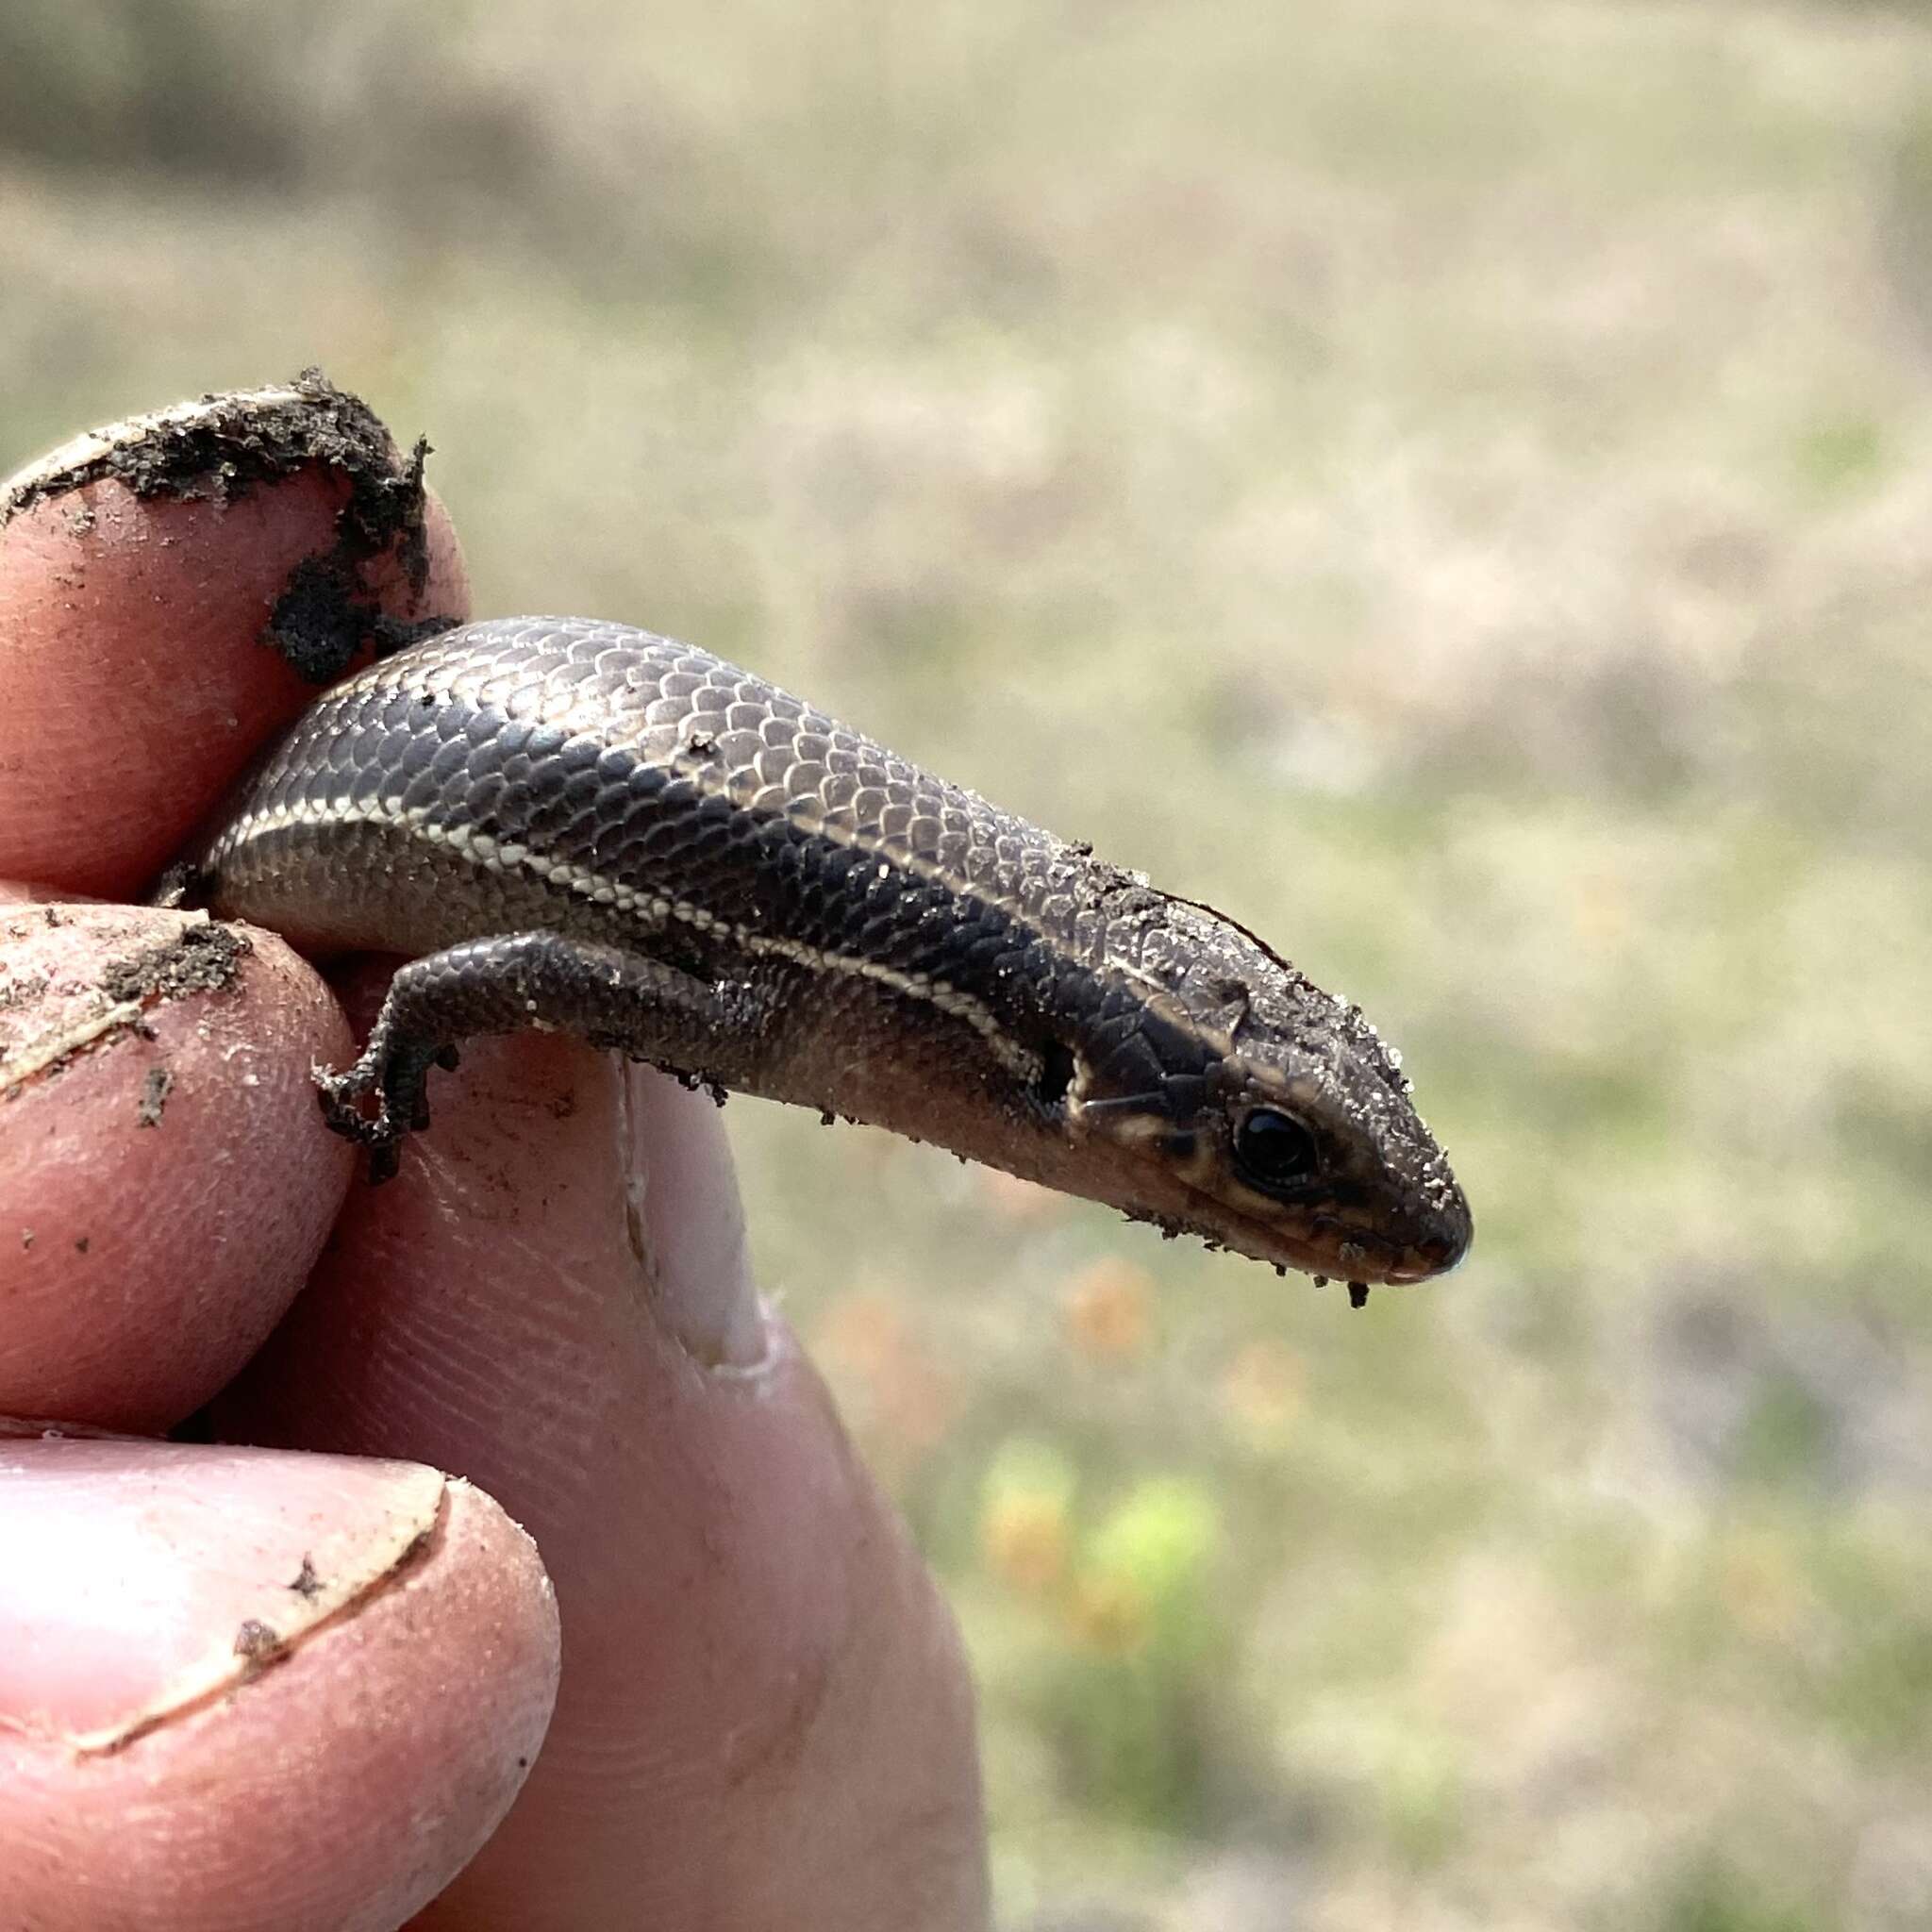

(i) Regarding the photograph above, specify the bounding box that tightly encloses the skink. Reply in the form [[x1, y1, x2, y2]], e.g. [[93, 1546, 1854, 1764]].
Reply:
[[178, 616, 1471, 1295]]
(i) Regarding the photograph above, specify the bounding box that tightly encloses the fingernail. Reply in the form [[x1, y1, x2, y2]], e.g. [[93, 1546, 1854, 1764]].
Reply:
[[0, 1439, 444, 1750], [619, 1065, 768, 1370]]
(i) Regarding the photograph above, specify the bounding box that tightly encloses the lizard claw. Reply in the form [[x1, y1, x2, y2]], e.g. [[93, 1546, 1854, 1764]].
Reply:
[[314, 1058, 385, 1142], [313, 1041, 449, 1179], [313, 1071, 408, 1182]]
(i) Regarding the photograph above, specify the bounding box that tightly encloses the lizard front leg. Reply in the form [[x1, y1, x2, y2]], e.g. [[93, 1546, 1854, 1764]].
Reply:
[[317, 931, 774, 1180]]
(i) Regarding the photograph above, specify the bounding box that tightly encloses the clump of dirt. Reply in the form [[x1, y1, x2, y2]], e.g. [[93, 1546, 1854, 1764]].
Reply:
[[2, 370, 449, 682]]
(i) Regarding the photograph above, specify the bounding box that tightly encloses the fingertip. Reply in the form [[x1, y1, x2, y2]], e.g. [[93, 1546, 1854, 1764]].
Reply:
[[214, 1020, 988, 1924], [0, 377, 470, 895], [0, 1440, 558, 1932], [0, 898, 355, 1429]]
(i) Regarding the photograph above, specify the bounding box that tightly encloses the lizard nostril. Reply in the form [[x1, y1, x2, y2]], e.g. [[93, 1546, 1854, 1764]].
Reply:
[[1415, 1213, 1473, 1275]]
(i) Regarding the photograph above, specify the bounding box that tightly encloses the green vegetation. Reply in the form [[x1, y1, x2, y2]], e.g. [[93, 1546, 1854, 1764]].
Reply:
[[6, 3, 1930, 1924]]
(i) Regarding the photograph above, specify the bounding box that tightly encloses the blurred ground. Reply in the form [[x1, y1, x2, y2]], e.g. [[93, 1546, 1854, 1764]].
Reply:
[[4, 3, 1930, 1926]]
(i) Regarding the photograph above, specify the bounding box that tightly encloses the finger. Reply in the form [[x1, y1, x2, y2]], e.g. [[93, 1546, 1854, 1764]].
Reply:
[[0, 378, 469, 1426], [219, 1014, 990, 1930], [0, 376, 470, 896], [0, 896, 354, 1430], [0, 1434, 558, 1932]]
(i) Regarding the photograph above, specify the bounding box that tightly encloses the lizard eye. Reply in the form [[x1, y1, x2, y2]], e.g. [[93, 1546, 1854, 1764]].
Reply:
[[1233, 1108, 1318, 1191]]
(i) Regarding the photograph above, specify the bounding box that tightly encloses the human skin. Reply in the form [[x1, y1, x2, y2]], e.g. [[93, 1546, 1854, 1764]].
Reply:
[[0, 395, 988, 1931]]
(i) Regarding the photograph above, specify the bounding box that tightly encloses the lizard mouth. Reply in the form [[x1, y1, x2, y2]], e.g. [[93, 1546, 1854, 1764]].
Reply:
[[1304, 1204, 1471, 1287], [1075, 1102, 1471, 1287], [1180, 1187, 1472, 1288]]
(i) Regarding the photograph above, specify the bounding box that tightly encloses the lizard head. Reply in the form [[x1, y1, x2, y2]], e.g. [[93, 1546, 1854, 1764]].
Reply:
[[1050, 897, 1472, 1291]]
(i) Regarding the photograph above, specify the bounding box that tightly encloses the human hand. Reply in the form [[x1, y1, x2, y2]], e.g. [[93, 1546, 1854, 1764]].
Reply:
[[0, 383, 988, 1931]]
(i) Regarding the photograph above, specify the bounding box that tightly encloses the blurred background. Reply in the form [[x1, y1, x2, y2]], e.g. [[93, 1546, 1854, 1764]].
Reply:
[[5, 2, 1930, 1924]]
